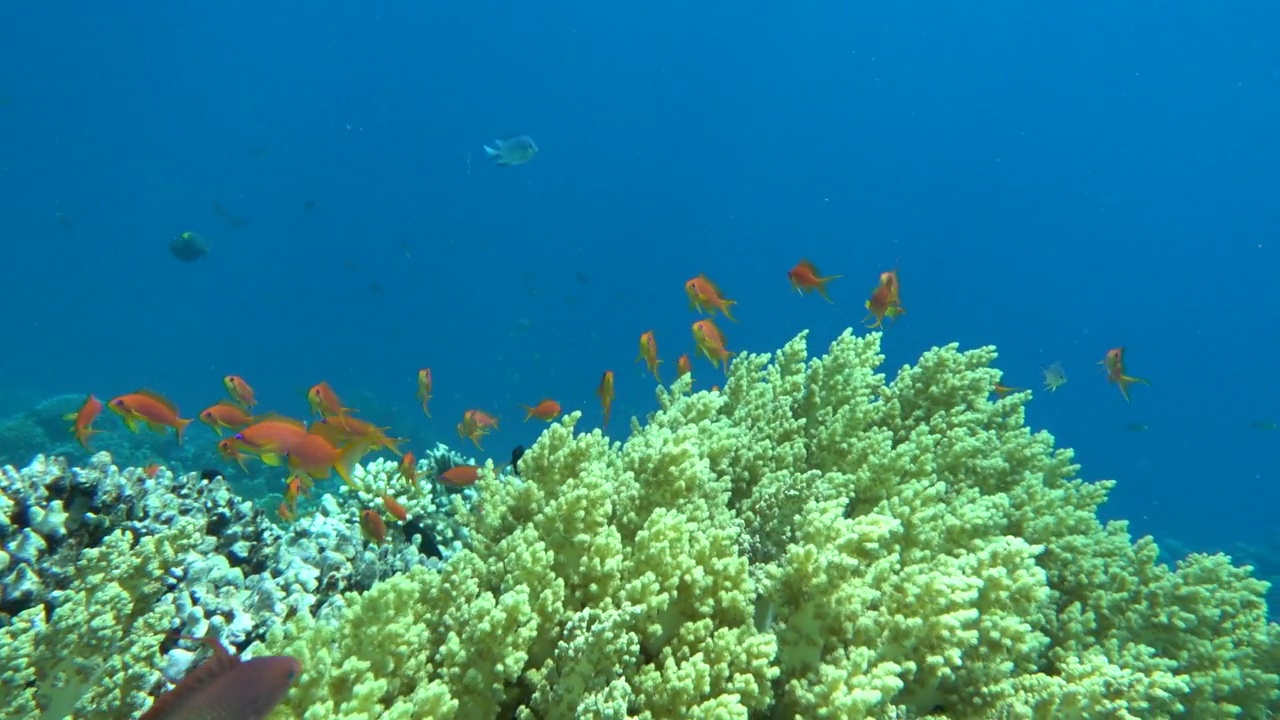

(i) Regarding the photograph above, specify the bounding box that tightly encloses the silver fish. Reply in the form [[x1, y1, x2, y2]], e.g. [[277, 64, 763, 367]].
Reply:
[[483, 135, 538, 166]]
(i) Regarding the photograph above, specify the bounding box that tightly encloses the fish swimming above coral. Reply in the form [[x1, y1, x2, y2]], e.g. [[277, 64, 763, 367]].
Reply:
[[483, 135, 538, 166], [138, 634, 299, 720]]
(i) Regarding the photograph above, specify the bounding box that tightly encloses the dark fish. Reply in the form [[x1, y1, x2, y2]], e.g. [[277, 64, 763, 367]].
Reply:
[[368, 280, 384, 296], [139, 635, 299, 720], [1125, 423, 1149, 432], [1252, 420, 1277, 430], [169, 232, 209, 262], [303, 199, 317, 210], [510, 444, 525, 475], [198, 469, 221, 481]]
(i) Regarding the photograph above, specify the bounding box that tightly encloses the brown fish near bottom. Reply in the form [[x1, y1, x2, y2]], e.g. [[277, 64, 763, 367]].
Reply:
[[138, 635, 300, 720]]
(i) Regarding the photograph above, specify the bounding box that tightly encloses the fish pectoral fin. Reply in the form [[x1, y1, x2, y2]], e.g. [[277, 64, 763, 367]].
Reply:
[[260, 452, 284, 467], [123, 416, 143, 433]]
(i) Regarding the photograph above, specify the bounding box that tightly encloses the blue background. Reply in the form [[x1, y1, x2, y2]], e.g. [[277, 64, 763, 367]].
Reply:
[[1, 1, 1276, 556]]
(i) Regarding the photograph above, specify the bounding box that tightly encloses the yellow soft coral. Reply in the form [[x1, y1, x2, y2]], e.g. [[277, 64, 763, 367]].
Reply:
[[262, 329, 1279, 719]]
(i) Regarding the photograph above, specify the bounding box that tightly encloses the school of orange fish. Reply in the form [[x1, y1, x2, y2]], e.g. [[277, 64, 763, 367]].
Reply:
[[62, 260, 1147, 542]]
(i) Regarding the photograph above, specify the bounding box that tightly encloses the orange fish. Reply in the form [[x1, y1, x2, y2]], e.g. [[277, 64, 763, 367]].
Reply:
[[864, 268, 906, 329], [399, 451, 418, 486], [217, 438, 254, 471], [284, 432, 369, 486], [637, 330, 662, 382], [439, 464, 482, 488], [691, 319, 733, 372], [1099, 347, 1150, 402], [520, 399, 561, 422], [684, 274, 738, 321], [787, 259, 842, 302], [312, 414, 404, 456], [66, 394, 104, 450], [284, 474, 312, 507], [992, 383, 1023, 399], [417, 368, 433, 417], [199, 401, 256, 436], [143, 463, 161, 479], [108, 390, 194, 445], [456, 409, 499, 449], [276, 501, 297, 522], [382, 494, 408, 521], [307, 381, 353, 418], [223, 375, 257, 410], [597, 370, 615, 429], [359, 509, 387, 544], [676, 354, 692, 379], [234, 417, 310, 460]]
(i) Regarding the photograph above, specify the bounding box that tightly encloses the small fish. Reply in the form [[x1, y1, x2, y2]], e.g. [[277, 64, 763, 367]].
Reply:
[[223, 376, 257, 410], [360, 509, 388, 544], [864, 267, 906, 328], [307, 381, 354, 418], [276, 501, 297, 522], [1251, 420, 1278, 431], [597, 370, 616, 429], [169, 231, 209, 262], [439, 464, 483, 488], [1125, 422, 1150, 432], [65, 394, 104, 450], [312, 414, 404, 456], [510, 445, 525, 476], [417, 368, 433, 417], [676, 354, 692, 380], [283, 475, 310, 508], [787, 259, 842, 302], [235, 417, 310, 458], [637, 330, 662, 382], [137, 634, 299, 720], [1042, 362, 1068, 392], [143, 463, 161, 479], [992, 383, 1023, 399], [692, 319, 733, 372], [382, 494, 408, 521], [198, 469, 221, 481], [108, 390, 194, 445], [684, 274, 738, 321], [199, 401, 255, 436], [483, 135, 538, 166], [399, 451, 419, 486], [217, 438, 254, 472], [284, 432, 370, 486], [1099, 347, 1150, 402], [520, 399, 562, 422], [456, 409, 499, 449]]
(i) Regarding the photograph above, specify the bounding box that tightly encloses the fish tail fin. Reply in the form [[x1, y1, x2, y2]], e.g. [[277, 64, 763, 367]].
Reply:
[[175, 418, 194, 445], [483, 144, 499, 158], [721, 300, 738, 322], [334, 444, 367, 488], [382, 436, 406, 457], [818, 275, 842, 303]]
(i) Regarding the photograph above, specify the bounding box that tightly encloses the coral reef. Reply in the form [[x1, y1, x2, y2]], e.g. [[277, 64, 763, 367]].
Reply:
[[0, 451, 444, 719], [258, 329, 1280, 719]]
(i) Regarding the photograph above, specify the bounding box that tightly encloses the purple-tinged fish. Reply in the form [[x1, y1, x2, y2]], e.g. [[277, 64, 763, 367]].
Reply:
[[138, 635, 300, 720]]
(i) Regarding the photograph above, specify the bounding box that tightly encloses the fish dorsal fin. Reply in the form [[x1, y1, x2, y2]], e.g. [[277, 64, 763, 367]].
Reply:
[[133, 389, 179, 414], [798, 258, 819, 274], [255, 414, 308, 429], [138, 636, 240, 720]]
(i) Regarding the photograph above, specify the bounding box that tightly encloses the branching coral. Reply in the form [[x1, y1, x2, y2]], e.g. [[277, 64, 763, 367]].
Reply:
[[260, 329, 1279, 719]]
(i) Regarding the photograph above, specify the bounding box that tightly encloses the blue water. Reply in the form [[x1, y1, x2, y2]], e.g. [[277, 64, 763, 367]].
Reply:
[[1, 2, 1276, 556]]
